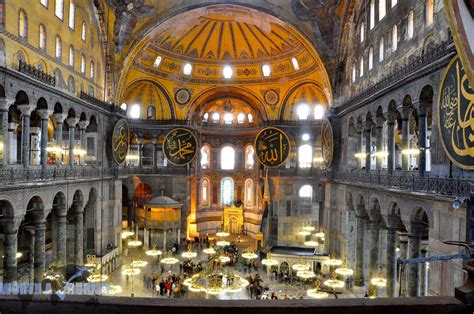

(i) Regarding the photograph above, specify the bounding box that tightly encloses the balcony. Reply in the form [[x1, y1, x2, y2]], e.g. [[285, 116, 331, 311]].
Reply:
[[334, 170, 471, 197], [0, 167, 113, 185], [116, 166, 192, 177]]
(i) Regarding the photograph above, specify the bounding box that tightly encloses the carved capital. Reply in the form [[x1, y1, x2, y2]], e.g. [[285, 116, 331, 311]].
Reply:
[[37, 109, 52, 120], [77, 120, 90, 130], [17, 104, 34, 116], [0, 98, 15, 112], [53, 113, 67, 124], [65, 117, 79, 128]]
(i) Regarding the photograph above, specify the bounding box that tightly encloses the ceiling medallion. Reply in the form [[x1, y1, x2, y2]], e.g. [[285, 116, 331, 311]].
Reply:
[[174, 88, 192, 106], [263, 89, 280, 106]]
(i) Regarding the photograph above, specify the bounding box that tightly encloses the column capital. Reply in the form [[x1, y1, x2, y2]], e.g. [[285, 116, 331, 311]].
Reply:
[[364, 119, 374, 131], [408, 222, 425, 236], [66, 117, 79, 128], [1, 216, 22, 232], [0, 98, 15, 112], [53, 113, 67, 123], [386, 112, 398, 123], [375, 116, 386, 128], [386, 214, 400, 229], [77, 120, 90, 130], [17, 104, 34, 116], [37, 109, 52, 120], [413, 101, 428, 116], [401, 106, 412, 120]]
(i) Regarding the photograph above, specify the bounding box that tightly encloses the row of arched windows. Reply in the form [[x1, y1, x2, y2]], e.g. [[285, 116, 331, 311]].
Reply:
[[201, 177, 255, 208]]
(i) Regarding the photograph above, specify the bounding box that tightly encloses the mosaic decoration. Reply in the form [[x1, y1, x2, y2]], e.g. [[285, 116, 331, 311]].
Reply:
[[163, 128, 198, 166], [263, 89, 280, 106], [438, 55, 474, 170], [255, 127, 290, 167], [321, 118, 334, 168], [111, 119, 130, 165], [174, 88, 192, 106]]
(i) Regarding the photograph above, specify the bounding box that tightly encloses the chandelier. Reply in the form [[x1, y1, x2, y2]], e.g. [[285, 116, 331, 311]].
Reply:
[[130, 256, 148, 268], [241, 247, 258, 260], [304, 240, 319, 247], [181, 245, 198, 259], [307, 280, 329, 299], [297, 270, 316, 279], [216, 240, 230, 247], [203, 247, 217, 255], [291, 257, 310, 271], [261, 252, 279, 266], [160, 250, 179, 265], [87, 271, 109, 283], [127, 236, 142, 247], [216, 231, 230, 237], [326, 253, 343, 267], [121, 230, 134, 239], [145, 245, 162, 257], [335, 258, 353, 277], [302, 226, 315, 232], [323, 271, 345, 289]]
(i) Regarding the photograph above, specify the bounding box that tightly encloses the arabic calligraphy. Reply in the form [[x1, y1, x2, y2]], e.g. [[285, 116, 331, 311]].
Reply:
[[112, 119, 130, 165], [321, 118, 334, 167], [163, 128, 197, 166], [255, 127, 290, 167], [438, 55, 474, 170]]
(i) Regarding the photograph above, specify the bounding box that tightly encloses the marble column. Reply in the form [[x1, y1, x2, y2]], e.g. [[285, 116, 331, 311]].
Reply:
[[26, 226, 36, 283], [386, 113, 396, 174], [420, 242, 429, 296], [357, 126, 363, 169], [37, 109, 52, 168], [0, 98, 14, 168], [137, 137, 143, 167], [386, 215, 399, 297], [77, 120, 89, 165], [74, 205, 84, 270], [56, 214, 67, 275], [127, 199, 133, 231], [66, 117, 79, 168], [355, 215, 366, 286], [3, 225, 18, 283], [364, 122, 372, 172], [401, 108, 411, 171], [53, 113, 66, 165], [398, 233, 408, 296], [417, 102, 428, 176], [17, 104, 34, 168], [152, 137, 158, 168], [369, 221, 380, 287], [34, 219, 46, 283], [375, 117, 385, 170], [407, 224, 422, 297]]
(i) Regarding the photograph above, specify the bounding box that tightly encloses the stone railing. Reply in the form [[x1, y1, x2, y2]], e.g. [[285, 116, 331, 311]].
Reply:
[[262, 167, 330, 178], [0, 167, 114, 185], [18, 60, 55, 86], [115, 166, 192, 176], [79, 91, 125, 114], [334, 170, 471, 197]]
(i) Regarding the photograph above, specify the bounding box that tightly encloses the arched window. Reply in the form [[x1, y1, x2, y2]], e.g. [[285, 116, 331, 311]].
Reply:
[[248, 113, 254, 123], [359, 58, 364, 77], [67, 75, 75, 94], [146, 106, 155, 119], [129, 104, 140, 119], [90, 61, 94, 79], [297, 104, 309, 120], [221, 177, 234, 206], [299, 185, 312, 198], [18, 10, 28, 39], [237, 113, 245, 124], [153, 56, 162, 68], [80, 54, 86, 73], [426, 0, 434, 26], [379, 37, 384, 62], [245, 179, 254, 208], [379, 0, 386, 20], [39, 24, 46, 50], [314, 105, 325, 120], [370, 0, 375, 29], [68, 0, 75, 29], [81, 22, 86, 41], [392, 25, 398, 51], [224, 113, 233, 124], [407, 11, 414, 39], [68, 45, 74, 67], [245, 145, 254, 169], [368, 47, 374, 70], [201, 146, 210, 169], [298, 144, 312, 168], [360, 22, 365, 42], [212, 112, 220, 124], [201, 178, 210, 207], [40, 0, 48, 7], [352, 64, 356, 83], [55, 0, 64, 19], [55, 35, 62, 60], [221, 146, 235, 170], [203, 112, 209, 123]]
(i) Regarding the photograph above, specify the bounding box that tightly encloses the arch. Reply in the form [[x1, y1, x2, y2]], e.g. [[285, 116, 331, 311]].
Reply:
[[26, 195, 45, 220], [299, 185, 313, 198], [36, 97, 48, 110], [87, 115, 98, 132], [280, 81, 328, 120], [244, 145, 254, 169], [39, 24, 47, 50], [355, 194, 367, 216], [200, 145, 211, 169], [68, 76, 76, 94], [201, 177, 210, 207], [221, 177, 234, 206], [15, 90, 29, 105], [52, 191, 67, 216], [55, 35, 62, 60], [244, 178, 254, 208], [84, 187, 97, 254], [0, 199, 15, 219], [221, 145, 235, 170], [0, 84, 5, 98], [346, 191, 354, 212], [298, 144, 312, 168], [18, 9, 28, 39], [67, 108, 76, 118], [72, 189, 84, 210], [54, 102, 63, 114]]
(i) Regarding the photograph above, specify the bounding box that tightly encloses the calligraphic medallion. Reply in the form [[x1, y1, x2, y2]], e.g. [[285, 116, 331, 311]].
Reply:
[[321, 118, 334, 168], [112, 119, 130, 165], [163, 128, 198, 166], [255, 127, 290, 167], [438, 55, 474, 170]]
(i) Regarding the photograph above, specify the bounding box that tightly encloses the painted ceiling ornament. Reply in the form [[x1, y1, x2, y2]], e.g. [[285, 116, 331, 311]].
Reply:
[[437, 55, 474, 170], [111, 119, 130, 166], [321, 118, 334, 168], [291, 0, 342, 55], [262, 89, 280, 107], [163, 128, 198, 166], [174, 88, 192, 106], [106, 0, 155, 53], [255, 127, 291, 167]]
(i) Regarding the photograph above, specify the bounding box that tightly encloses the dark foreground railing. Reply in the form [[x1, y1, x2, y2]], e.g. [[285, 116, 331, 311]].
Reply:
[[0, 167, 114, 185]]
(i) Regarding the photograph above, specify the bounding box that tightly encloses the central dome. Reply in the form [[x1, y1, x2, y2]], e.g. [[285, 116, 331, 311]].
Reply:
[[149, 5, 303, 64]]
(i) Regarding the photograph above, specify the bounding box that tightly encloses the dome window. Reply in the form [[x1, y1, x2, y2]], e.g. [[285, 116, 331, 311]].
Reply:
[[223, 65, 233, 79], [314, 105, 325, 120], [224, 113, 233, 124], [302, 133, 310, 141], [248, 113, 254, 123], [212, 112, 220, 123], [183, 63, 193, 75], [129, 104, 140, 119], [262, 64, 271, 77], [297, 104, 309, 120], [291, 57, 299, 70], [237, 113, 245, 124], [120, 103, 128, 111], [153, 56, 162, 68], [203, 112, 209, 122]]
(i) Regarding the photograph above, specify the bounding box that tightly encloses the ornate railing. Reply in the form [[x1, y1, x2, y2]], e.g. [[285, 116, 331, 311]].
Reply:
[[263, 120, 322, 127], [79, 91, 124, 114], [334, 170, 471, 197], [262, 167, 329, 178], [0, 167, 114, 185], [18, 60, 55, 86], [115, 166, 192, 176], [336, 39, 455, 111]]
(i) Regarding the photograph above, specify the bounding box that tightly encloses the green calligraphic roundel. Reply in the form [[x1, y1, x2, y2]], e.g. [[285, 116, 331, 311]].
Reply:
[[163, 128, 198, 166], [255, 127, 291, 167], [438, 55, 474, 170], [112, 119, 130, 165], [321, 118, 334, 168]]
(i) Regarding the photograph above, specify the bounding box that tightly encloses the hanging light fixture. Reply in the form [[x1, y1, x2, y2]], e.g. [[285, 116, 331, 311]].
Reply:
[[242, 247, 258, 260], [87, 270, 109, 283], [335, 258, 354, 277], [216, 240, 230, 247], [121, 230, 134, 239], [297, 270, 316, 279], [307, 280, 329, 299], [160, 250, 179, 265], [302, 226, 315, 232], [298, 230, 311, 236], [145, 245, 162, 257], [315, 229, 325, 238], [203, 247, 217, 255], [326, 253, 343, 267], [130, 256, 148, 268], [181, 245, 198, 259], [218, 255, 231, 264], [323, 271, 345, 289], [216, 231, 230, 238], [127, 236, 142, 247], [107, 285, 123, 295], [261, 252, 279, 266], [292, 257, 310, 271], [304, 240, 319, 247]]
